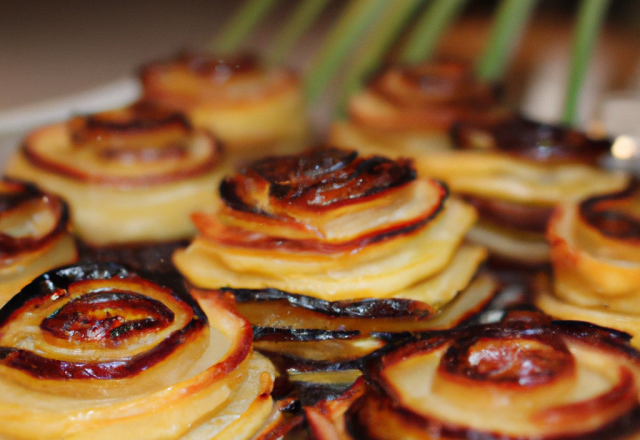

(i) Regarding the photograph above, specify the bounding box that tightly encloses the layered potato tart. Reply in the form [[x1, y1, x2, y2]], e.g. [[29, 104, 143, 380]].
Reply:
[[417, 115, 629, 266], [5, 102, 225, 272], [140, 52, 310, 161], [0, 262, 276, 440], [320, 311, 640, 440], [174, 147, 497, 360], [536, 185, 640, 347], [0, 178, 77, 305], [330, 59, 507, 159]]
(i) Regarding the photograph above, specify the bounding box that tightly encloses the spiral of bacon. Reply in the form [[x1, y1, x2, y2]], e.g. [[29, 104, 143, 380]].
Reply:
[[0, 262, 275, 440], [537, 185, 640, 346], [330, 60, 509, 158], [175, 147, 486, 306], [0, 178, 76, 305], [344, 311, 640, 440], [417, 114, 629, 265], [5, 102, 225, 246], [140, 52, 309, 156]]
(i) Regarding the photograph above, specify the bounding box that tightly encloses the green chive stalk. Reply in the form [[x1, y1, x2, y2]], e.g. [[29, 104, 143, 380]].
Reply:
[[210, 0, 278, 54], [304, 0, 390, 104], [399, 0, 470, 64], [336, 0, 426, 117], [268, 0, 332, 65], [562, 0, 612, 126], [476, 0, 538, 82]]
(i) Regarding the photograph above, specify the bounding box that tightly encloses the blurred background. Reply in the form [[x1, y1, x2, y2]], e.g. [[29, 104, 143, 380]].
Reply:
[[1, 0, 639, 131]]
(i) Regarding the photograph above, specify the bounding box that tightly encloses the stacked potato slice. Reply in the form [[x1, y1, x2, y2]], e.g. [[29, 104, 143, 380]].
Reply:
[[141, 52, 310, 160], [0, 178, 76, 305], [536, 186, 640, 346], [0, 263, 275, 440], [330, 60, 508, 158], [306, 312, 640, 440], [6, 102, 225, 247], [419, 115, 629, 265], [175, 147, 497, 360]]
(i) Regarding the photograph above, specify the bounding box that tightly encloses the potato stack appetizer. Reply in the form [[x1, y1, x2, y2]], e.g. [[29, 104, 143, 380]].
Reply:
[[174, 147, 497, 361], [140, 52, 310, 162], [536, 185, 640, 347], [330, 60, 508, 158], [419, 115, 629, 266], [0, 262, 276, 440], [306, 311, 640, 440], [5, 102, 226, 272]]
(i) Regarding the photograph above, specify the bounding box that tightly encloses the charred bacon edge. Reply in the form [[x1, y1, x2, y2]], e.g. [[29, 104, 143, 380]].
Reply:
[[0, 178, 70, 255], [21, 129, 222, 187]]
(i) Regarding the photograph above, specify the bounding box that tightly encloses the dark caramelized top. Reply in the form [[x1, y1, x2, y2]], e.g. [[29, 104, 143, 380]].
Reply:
[[0, 263, 207, 380], [579, 185, 640, 241], [0, 178, 69, 258], [370, 59, 499, 107], [452, 114, 612, 165], [221, 147, 416, 213], [140, 52, 261, 84], [41, 290, 175, 347], [69, 101, 191, 159]]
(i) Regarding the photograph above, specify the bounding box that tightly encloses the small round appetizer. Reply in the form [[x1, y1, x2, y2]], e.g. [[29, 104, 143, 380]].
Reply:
[[0, 178, 76, 305], [418, 115, 629, 266], [5, 102, 226, 272], [0, 262, 275, 440], [536, 185, 640, 347], [140, 52, 310, 161], [341, 311, 640, 440], [330, 59, 507, 158], [175, 147, 497, 361]]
